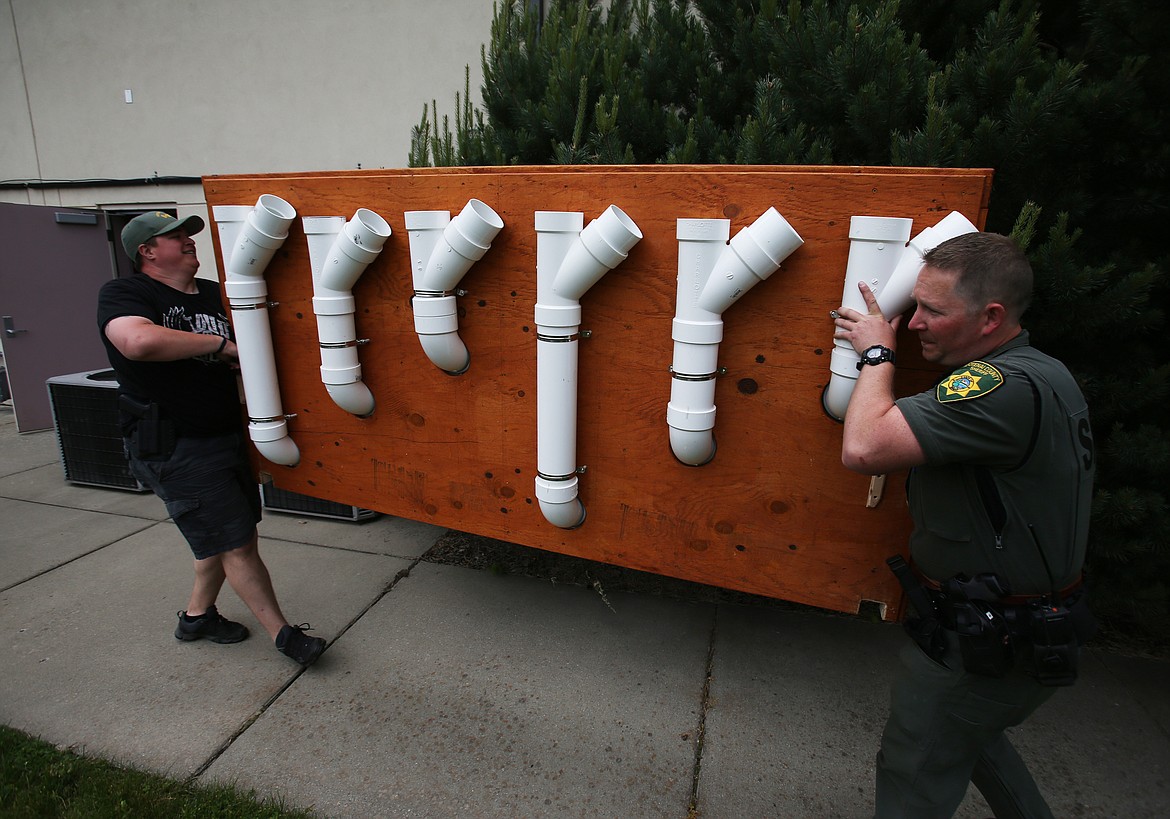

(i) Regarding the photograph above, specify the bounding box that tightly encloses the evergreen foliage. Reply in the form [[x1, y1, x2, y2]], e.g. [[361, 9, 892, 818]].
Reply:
[[410, 0, 1170, 644]]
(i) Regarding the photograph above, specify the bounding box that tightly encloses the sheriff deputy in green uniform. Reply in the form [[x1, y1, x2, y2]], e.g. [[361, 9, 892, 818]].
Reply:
[[832, 231, 1095, 819]]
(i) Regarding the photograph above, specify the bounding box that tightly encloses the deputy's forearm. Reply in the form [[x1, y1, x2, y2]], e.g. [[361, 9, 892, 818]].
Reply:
[[842, 354, 928, 476]]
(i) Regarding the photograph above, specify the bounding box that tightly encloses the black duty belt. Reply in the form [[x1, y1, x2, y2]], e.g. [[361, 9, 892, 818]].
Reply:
[[912, 564, 1083, 605]]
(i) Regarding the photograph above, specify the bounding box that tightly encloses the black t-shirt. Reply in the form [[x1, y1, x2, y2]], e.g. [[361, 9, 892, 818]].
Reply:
[[97, 274, 242, 437]]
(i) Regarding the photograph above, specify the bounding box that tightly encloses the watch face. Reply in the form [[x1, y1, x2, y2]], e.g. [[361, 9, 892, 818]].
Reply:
[[857, 346, 893, 371]]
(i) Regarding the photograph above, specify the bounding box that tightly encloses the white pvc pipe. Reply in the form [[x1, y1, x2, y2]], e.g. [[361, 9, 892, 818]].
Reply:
[[668, 210, 803, 465], [668, 219, 730, 466], [407, 199, 504, 374], [320, 207, 393, 291], [535, 211, 586, 529], [823, 216, 914, 422], [535, 207, 642, 528], [697, 206, 804, 314], [303, 210, 391, 417], [822, 212, 980, 422], [214, 194, 300, 467], [553, 205, 642, 301], [877, 211, 979, 315]]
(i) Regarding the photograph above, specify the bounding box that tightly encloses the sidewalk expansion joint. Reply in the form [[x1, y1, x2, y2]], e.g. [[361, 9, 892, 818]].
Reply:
[[688, 606, 719, 817], [187, 554, 426, 784]]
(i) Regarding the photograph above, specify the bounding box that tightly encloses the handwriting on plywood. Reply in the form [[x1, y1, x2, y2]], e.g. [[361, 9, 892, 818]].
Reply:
[[371, 458, 433, 515], [618, 502, 698, 543]]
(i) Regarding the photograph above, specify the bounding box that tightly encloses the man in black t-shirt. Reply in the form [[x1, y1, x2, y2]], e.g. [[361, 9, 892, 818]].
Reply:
[[98, 211, 325, 667]]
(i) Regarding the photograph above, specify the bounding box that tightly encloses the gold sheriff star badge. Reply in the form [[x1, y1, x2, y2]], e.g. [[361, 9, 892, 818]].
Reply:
[[936, 360, 1005, 403]]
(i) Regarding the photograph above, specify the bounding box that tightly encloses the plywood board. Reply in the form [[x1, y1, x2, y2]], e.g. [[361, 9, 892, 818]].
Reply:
[[202, 165, 993, 619]]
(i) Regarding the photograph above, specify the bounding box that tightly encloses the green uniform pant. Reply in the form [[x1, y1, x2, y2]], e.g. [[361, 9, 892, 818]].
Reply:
[[875, 633, 1059, 818]]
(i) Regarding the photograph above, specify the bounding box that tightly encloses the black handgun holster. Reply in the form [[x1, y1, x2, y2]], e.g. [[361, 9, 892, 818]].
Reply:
[[120, 394, 176, 460]]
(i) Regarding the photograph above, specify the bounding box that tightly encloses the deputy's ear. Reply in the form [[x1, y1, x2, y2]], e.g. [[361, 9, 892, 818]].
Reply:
[[982, 302, 1006, 335]]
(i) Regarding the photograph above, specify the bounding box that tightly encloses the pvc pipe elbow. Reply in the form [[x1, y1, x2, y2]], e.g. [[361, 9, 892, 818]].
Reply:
[[667, 389, 717, 465], [249, 425, 301, 467], [670, 428, 717, 466], [418, 332, 470, 375], [536, 476, 587, 529], [538, 497, 587, 529], [325, 382, 375, 417], [412, 294, 470, 373]]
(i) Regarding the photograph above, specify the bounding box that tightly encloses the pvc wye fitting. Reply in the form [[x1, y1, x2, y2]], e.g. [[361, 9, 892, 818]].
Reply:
[[697, 207, 803, 313], [878, 211, 978, 316], [320, 208, 391, 292], [553, 205, 642, 301]]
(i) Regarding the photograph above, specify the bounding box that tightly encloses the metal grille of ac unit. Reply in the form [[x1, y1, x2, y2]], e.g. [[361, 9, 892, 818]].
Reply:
[[45, 369, 146, 491], [260, 482, 378, 522]]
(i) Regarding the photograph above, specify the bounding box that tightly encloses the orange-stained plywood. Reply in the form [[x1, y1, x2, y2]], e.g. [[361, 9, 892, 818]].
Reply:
[[202, 165, 992, 620]]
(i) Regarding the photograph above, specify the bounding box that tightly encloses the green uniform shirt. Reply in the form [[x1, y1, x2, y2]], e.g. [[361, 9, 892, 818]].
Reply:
[[895, 331, 1094, 594]]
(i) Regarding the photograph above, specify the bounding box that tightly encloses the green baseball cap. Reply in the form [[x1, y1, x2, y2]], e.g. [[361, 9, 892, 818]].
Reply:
[[121, 211, 205, 263]]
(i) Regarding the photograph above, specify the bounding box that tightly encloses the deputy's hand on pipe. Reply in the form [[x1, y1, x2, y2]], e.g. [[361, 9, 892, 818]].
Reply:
[[832, 281, 900, 355]]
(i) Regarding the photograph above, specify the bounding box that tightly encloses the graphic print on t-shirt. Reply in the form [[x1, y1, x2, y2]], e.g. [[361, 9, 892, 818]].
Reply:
[[162, 305, 231, 363]]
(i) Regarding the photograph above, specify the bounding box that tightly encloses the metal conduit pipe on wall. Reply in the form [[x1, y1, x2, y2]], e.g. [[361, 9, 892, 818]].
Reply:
[[303, 209, 391, 417], [534, 206, 642, 529], [406, 199, 504, 374], [214, 194, 300, 467]]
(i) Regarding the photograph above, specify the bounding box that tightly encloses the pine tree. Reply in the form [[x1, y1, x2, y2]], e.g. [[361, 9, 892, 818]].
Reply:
[[411, 0, 1170, 644]]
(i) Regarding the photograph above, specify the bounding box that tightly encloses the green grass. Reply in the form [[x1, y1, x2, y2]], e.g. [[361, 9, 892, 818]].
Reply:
[[0, 725, 314, 818]]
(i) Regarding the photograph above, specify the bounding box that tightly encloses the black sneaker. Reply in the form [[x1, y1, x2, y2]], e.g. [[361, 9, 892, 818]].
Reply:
[[276, 623, 326, 666], [175, 605, 249, 644]]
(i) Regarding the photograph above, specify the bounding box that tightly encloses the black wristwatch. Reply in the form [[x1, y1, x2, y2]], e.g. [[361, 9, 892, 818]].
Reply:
[[857, 344, 896, 370]]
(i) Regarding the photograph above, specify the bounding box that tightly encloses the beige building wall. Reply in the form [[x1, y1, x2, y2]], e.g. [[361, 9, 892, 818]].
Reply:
[[1, 0, 500, 275]]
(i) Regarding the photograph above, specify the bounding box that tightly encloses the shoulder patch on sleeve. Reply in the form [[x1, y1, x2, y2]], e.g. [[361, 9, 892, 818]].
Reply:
[[936, 360, 1005, 403]]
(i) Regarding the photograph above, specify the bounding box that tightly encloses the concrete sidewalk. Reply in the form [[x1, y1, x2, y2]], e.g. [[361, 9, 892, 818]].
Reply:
[[1, 402, 1167, 817]]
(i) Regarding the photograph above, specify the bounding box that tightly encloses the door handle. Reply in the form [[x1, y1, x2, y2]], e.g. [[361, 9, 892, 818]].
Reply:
[[3, 316, 29, 338]]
